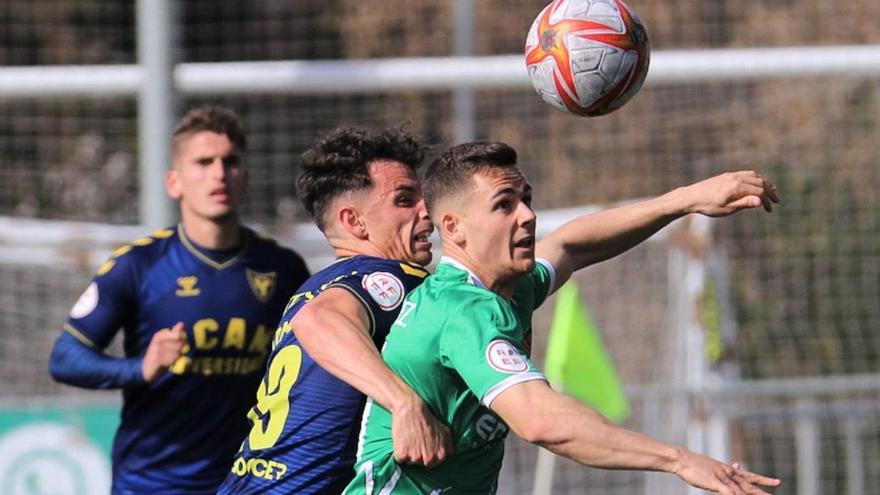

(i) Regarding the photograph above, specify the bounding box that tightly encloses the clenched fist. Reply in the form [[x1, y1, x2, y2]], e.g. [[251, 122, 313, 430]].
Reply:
[[142, 322, 187, 383]]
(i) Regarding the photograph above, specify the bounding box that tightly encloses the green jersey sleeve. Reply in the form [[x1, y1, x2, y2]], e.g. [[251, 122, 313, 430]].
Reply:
[[439, 293, 546, 408], [512, 258, 556, 311]]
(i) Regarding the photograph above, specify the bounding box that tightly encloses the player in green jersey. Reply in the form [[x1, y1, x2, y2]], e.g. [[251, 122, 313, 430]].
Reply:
[[346, 141, 782, 495]]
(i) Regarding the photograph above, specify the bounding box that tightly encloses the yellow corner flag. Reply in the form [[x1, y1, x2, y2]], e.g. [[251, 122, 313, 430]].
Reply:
[[544, 281, 630, 423]]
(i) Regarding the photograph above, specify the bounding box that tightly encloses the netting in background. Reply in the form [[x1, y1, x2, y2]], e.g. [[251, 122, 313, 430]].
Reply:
[[1, 0, 880, 493], [0, 99, 139, 223], [0, 262, 115, 401]]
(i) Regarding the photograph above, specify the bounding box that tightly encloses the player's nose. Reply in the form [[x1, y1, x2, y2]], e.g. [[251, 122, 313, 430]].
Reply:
[[518, 201, 536, 225], [416, 198, 429, 219], [210, 158, 226, 179]]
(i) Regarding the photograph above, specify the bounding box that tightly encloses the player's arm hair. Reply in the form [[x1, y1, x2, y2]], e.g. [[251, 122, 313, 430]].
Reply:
[[535, 193, 682, 290], [293, 287, 452, 466], [490, 379, 680, 471], [49, 332, 146, 389], [292, 287, 424, 414], [536, 171, 779, 290], [491, 379, 781, 492]]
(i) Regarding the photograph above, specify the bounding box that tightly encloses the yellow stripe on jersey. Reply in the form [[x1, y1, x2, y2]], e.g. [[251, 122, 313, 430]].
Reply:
[[96, 260, 116, 276], [152, 228, 174, 239], [112, 245, 133, 257], [132, 237, 155, 247], [399, 263, 428, 278], [64, 324, 97, 348]]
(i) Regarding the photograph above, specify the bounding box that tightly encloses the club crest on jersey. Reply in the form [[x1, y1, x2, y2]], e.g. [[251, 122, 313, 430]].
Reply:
[[175, 276, 201, 297], [247, 269, 277, 303], [486, 340, 529, 373], [70, 282, 99, 319], [362, 272, 405, 311]]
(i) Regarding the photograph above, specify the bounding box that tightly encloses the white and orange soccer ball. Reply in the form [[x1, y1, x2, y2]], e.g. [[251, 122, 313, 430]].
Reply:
[[525, 0, 650, 117]]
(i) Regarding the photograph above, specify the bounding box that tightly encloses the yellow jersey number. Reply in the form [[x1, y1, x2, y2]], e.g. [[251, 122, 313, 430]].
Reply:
[[247, 345, 303, 450]]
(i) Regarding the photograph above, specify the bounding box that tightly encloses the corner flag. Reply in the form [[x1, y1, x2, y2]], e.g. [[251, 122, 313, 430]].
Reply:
[[543, 281, 630, 423]]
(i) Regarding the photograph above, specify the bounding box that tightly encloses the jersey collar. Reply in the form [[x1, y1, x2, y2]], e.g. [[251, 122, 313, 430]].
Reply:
[[177, 223, 250, 270], [439, 256, 489, 291]]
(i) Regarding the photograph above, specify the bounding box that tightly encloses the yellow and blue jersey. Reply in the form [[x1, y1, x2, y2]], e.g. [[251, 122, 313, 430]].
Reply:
[[49, 225, 309, 494], [218, 255, 429, 495]]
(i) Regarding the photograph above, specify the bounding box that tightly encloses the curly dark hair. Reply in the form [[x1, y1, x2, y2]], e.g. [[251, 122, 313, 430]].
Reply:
[[172, 106, 246, 155], [297, 126, 428, 231], [423, 141, 518, 214]]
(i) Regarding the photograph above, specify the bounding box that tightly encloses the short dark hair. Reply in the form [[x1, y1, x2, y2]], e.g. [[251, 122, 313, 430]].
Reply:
[[172, 106, 246, 154], [423, 141, 518, 213], [297, 126, 427, 230]]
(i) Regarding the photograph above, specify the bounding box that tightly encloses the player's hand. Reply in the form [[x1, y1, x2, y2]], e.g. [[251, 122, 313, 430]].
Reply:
[[391, 396, 453, 468], [673, 449, 780, 494], [682, 171, 780, 217], [142, 322, 187, 383]]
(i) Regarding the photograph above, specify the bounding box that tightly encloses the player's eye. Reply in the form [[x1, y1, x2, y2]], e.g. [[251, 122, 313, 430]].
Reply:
[[494, 199, 512, 211], [395, 194, 415, 207], [223, 155, 242, 168]]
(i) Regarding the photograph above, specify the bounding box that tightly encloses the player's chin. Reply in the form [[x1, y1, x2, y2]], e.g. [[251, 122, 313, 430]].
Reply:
[[512, 253, 535, 274], [408, 248, 433, 266], [202, 207, 237, 223]]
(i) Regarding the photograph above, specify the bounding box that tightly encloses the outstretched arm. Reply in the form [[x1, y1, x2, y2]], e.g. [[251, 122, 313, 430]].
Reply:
[[491, 380, 780, 494], [536, 171, 780, 289], [292, 288, 452, 467]]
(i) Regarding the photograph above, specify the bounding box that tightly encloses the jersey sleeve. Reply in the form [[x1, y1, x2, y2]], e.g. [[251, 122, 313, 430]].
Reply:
[[330, 262, 427, 343], [439, 295, 546, 408], [511, 258, 557, 311], [48, 247, 145, 389], [64, 249, 139, 349], [49, 332, 145, 389]]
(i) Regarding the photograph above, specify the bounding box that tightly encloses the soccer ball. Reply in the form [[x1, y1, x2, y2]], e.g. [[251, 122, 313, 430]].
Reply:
[[524, 0, 650, 117]]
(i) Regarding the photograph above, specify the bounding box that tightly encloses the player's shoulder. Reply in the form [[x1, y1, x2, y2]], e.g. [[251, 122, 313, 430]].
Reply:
[[246, 227, 302, 258], [245, 227, 308, 268], [360, 256, 429, 278], [314, 256, 426, 314], [419, 273, 497, 315], [93, 226, 177, 278], [427, 262, 491, 295], [421, 265, 511, 318]]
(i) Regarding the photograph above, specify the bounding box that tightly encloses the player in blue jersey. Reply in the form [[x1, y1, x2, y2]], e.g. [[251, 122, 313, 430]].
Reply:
[[48, 106, 310, 494], [219, 127, 452, 494]]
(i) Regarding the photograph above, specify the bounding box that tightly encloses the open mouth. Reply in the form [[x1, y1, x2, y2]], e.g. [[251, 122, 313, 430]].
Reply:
[[514, 236, 535, 249], [413, 228, 434, 247]]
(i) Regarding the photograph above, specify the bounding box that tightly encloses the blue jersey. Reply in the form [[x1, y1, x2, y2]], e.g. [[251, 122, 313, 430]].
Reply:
[[218, 255, 429, 495], [52, 225, 309, 494]]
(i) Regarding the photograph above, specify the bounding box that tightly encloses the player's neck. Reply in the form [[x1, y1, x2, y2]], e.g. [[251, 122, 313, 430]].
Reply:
[[332, 242, 385, 260], [442, 250, 518, 299], [327, 230, 388, 260], [180, 214, 242, 250]]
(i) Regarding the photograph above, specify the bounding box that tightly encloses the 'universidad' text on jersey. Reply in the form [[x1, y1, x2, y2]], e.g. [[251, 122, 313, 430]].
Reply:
[[49, 225, 309, 494], [218, 255, 429, 495], [346, 257, 556, 495]]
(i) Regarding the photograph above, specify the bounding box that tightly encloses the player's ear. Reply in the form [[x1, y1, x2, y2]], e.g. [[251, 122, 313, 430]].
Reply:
[[165, 168, 182, 200], [338, 205, 368, 239], [440, 211, 464, 245]]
